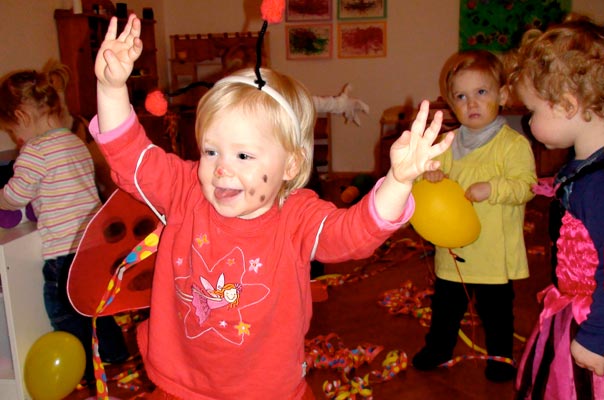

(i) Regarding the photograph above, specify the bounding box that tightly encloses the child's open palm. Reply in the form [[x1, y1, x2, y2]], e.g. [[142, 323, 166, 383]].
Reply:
[[95, 14, 143, 89], [389, 100, 454, 184]]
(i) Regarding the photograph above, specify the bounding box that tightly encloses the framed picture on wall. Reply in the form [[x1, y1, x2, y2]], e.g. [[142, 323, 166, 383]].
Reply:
[[286, 0, 332, 22], [337, 0, 387, 20], [459, 0, 570, 51], [338, 21, 386, 58], [286, 24, 332, 60]]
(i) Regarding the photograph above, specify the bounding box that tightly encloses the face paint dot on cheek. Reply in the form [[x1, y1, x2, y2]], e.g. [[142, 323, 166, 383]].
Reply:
[[260, 195, 266, 202], [249, 188, 255, 196], [263, 175, 268, 183]]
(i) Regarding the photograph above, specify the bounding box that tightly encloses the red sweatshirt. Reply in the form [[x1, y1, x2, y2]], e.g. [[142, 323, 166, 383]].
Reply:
[[90, 111, 413, 399]]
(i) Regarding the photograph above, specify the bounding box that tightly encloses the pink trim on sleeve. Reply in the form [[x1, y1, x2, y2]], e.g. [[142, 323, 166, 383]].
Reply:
[[89, 107, 137, 144], [368, 177, 415, 229]]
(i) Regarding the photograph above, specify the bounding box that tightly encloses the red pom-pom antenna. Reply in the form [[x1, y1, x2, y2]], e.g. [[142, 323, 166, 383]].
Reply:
[[261, 0, 285, 24], [145, 90, 168, 116]]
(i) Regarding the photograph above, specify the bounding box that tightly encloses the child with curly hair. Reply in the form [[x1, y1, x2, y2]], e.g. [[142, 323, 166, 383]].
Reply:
[[510, 16, 604, 399]]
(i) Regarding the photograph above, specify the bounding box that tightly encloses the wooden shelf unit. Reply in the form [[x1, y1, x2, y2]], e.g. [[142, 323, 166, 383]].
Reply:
[[168, 32, 269, 106], [54, 9, 158, 119]]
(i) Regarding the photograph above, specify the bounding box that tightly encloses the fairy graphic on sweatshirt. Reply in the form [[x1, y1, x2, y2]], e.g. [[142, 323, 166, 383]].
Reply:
[[175, 238, 270, 344], [190, 273, 242, 324]]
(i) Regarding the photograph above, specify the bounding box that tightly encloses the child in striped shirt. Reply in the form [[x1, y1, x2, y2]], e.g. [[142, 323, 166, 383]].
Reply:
[[0, 67, 129, 385]]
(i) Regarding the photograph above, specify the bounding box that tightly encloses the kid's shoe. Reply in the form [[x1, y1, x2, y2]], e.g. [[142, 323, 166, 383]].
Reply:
[[412, 347, 451, 371]]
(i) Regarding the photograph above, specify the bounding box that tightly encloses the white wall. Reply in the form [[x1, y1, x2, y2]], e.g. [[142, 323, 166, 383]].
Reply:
[[161, 0, 460, 172], [1, 0, 603, 172], [0, 0, 165, 76], [0, 0, 165, 153], [161, 0, 604, 172], [0, 0, 63, 75]]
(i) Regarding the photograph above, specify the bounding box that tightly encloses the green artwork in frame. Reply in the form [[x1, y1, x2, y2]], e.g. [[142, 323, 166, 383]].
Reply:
[[459, 0, 572, 52]]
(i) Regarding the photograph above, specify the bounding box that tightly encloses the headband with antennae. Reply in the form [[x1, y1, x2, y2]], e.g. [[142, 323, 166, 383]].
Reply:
[[214, 0, 302, 144], [254, 20, 268, 90], [214, 75, 302, 144]]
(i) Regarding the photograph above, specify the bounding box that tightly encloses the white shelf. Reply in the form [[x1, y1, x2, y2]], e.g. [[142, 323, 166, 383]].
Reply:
[[0, 222, 51, 399]]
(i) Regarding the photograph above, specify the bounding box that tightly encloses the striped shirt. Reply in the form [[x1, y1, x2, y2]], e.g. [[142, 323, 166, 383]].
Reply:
[[3, 128, 101, 259]]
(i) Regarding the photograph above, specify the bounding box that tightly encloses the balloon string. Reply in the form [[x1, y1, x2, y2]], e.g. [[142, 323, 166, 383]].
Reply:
[[449, 249, 481, 362], [447, 249, 519, 368], [419, 238, 436, 282]]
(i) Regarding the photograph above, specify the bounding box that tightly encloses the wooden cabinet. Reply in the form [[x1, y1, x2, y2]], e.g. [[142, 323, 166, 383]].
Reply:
[[54, 10, 100, 119], [168, 32, 267, 104], [0, 223, 51, 400], [123, 17, 158, 110], [54, 9, 158, 119]]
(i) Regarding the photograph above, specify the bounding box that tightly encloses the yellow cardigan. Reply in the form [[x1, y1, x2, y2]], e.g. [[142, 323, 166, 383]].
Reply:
[[433, 125, 537, 284]]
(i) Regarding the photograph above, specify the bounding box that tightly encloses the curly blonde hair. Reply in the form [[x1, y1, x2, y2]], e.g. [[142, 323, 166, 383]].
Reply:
[[195, 68, 316, 207], [508, 15, 604, 121]]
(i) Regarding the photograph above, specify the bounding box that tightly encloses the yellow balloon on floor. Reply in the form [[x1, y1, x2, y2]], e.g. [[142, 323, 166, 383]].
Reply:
[[410, 178, 480, 248], [24, 331, 86, 400]]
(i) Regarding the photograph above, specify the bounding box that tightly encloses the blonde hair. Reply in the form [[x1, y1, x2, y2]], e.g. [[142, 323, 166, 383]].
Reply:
[[508, 15, 604, 121], [42, 59, 74, 129], [442, 50, 506, 105], [0, 62, 69, 132], [42, 59, 70, 94], [195, 68, 316, 206]]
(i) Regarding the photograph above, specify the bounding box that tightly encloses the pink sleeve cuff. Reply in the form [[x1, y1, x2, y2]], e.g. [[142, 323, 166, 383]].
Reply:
[[89, 106, 137, 144], [368, 177, 415, 229]]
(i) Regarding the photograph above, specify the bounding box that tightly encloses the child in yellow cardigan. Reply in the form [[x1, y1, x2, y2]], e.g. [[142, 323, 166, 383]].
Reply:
[[411, 50, 537, 382]]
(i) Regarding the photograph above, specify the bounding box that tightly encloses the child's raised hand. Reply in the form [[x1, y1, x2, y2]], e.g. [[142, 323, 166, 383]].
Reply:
[[95, 14, 142, 89], [389, 100, 454, 184]]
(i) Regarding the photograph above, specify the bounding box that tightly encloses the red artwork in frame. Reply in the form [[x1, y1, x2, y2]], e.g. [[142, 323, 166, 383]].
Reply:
[[337, 0, 387, 20], [338, 21, 387, 58], [286, 0, 332, 22]]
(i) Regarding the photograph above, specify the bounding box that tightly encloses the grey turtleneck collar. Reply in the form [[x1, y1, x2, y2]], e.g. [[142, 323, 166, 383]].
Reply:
[[452, 115, 507, 160]]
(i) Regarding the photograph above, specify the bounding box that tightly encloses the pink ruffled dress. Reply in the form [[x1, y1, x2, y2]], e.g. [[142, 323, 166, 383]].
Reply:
[[516, 210, 604, 399]]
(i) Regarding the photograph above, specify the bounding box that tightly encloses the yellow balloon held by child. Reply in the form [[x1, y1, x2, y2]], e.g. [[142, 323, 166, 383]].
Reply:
[[410, 178, 480, 248]]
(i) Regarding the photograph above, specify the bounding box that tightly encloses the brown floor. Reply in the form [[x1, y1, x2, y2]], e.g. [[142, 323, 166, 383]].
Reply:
[[65, 175, 553, 400]]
